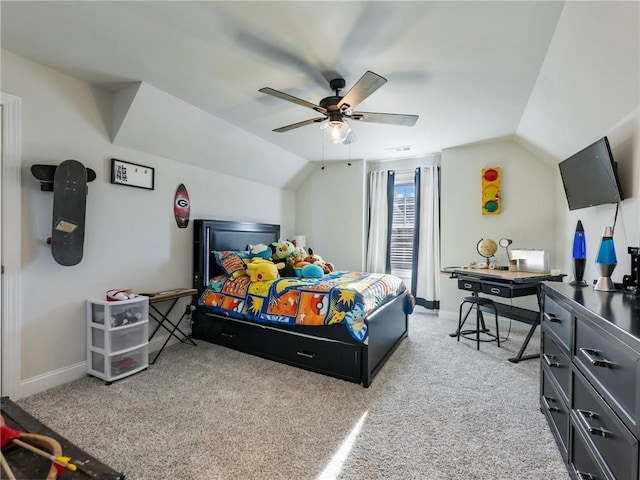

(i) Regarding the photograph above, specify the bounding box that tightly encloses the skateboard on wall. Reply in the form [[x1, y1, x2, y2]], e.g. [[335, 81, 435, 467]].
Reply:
[[32, 160, 96, 266], [31, 163, 96, 191]]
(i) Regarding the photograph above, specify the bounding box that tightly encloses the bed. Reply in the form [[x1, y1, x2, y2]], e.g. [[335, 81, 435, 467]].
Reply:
[[191, 219, 411, 387]]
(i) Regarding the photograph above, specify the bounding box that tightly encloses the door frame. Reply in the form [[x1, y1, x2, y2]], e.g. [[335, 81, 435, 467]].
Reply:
[[1, 91, 22, 400]]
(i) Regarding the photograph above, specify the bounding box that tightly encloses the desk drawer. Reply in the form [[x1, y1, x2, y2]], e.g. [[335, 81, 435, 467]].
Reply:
[[574, 316, 639, 433], [458, 278, 482, 293], [572, 369, 638, 480], [481, 282, 512, 298]]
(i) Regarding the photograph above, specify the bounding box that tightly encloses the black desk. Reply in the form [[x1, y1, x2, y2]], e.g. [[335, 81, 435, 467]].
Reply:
[[446, 268, 564, 363], [146, 288, 198, 364]]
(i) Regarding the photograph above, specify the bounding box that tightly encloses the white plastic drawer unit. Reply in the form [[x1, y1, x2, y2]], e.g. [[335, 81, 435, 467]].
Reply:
[[90, 345, 149, 382], [86, 296, 149, 383], [89, 297, 148, 328], [91, 321, 148, 354]]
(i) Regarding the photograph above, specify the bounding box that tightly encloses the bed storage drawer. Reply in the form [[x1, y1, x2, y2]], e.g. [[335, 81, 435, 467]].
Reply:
[[192, 313, 264, 355], [265, 329, 361, 382]]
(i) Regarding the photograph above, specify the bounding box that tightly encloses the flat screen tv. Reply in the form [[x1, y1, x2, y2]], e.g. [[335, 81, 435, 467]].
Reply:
[[558, 136, 624, 211]]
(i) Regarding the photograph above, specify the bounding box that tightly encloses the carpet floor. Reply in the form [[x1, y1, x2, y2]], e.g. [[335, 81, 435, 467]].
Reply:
[[16, 312, 569, 480]]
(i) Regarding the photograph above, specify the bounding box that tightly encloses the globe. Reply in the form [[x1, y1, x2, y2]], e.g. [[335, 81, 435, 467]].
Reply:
[[477, 238, 498, 259]]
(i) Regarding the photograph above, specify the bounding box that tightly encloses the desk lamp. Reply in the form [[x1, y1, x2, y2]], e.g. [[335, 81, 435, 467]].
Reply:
[[594, 226, 617, 292], [570, 220, 588, 287]]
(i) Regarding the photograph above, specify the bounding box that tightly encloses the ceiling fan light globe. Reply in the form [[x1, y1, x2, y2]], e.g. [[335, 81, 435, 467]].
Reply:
[[321, 120, 351, 144]]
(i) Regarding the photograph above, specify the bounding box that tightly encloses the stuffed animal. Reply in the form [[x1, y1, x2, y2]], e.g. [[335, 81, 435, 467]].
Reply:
[[271, 239, 295, 262], [288, 242, 310, 269], [304, 248, 335, 275], [245, 258, 284, 282], [247, 243, 272, 261], [296, 264, 324, 279]]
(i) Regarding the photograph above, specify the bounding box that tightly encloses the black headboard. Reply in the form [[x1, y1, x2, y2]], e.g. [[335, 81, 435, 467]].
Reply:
[[193, 219, 281, 293]]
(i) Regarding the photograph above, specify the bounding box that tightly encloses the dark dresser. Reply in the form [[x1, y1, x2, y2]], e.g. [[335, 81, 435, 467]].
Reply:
[[540, 282, 640, 480]]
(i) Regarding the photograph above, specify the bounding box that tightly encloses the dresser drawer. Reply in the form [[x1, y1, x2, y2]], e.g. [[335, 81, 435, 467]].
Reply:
[[572, 369, 638, 480], [458, 278, 482, 293], [541, 366, 570, 455], [574, 316, 639, 433], [542, 295, 572, 352], [542, 331, 571, 404], [265, 329, 361, 383], [570, 420, 611, 480]]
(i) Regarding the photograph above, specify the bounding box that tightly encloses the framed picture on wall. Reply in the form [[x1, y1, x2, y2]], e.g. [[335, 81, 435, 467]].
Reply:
[[110, 158, 155, 190]]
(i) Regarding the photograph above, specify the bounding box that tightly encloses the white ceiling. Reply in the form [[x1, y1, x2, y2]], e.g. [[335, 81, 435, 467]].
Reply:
[[1, 1, 566, 165]]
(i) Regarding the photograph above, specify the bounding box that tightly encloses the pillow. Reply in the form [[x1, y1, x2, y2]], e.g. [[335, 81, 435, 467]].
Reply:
[[214, 250, 247, 279]]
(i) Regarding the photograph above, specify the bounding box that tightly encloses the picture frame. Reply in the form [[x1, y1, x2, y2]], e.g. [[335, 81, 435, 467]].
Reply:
[[110, 158, 154, 190]]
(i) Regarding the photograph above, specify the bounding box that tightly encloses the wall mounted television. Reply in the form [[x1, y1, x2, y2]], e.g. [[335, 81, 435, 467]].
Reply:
[[558, 136, 624, 211]]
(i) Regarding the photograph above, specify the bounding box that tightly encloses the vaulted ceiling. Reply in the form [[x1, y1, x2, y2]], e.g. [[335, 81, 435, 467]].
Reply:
[[1, 1, 567, 172]]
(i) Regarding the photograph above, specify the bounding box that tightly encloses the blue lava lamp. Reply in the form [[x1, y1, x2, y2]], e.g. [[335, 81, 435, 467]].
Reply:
[[594, 226, 617, 291], [570, 220, 588, 287]]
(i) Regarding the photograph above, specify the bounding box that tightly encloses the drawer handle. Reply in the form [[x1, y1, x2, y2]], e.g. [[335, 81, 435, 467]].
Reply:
[[541, 395, 560, 413], [296, 351, 316, 359], [574, 469, 595, 480], [576, 409, 611, 438], [543, 353, 560, 368], [220, 332, 236, 339], [489, 287, 501, 294], [463, 283, 473, 289], [543, 312, 561, 323], [579, 348, 613, 368]]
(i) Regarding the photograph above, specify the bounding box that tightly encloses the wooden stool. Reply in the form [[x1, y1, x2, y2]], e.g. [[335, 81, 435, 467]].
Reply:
[[457, 296, 500, 350]]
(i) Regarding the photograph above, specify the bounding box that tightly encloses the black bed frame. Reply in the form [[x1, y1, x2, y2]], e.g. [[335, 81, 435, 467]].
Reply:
[[191, 219, 409, 387]]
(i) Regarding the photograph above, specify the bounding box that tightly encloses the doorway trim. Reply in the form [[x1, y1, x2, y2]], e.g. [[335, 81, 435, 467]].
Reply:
[[1, 91, 22, 400]]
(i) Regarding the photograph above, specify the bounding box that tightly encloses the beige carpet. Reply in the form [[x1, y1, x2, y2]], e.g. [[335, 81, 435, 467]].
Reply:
[[16, 312, 568, 480]]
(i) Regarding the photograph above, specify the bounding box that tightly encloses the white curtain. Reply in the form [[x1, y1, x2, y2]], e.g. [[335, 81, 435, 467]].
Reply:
[[366, 170, 391, 273], [413, 166, 441, 308]]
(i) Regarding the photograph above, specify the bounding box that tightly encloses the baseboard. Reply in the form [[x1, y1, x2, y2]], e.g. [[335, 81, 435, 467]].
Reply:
[[20, 361, 87, 399], [19, 321, 192, 400]]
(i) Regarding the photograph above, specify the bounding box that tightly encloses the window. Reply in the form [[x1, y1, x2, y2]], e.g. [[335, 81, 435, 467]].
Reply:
[[391, 178, 415, 283]]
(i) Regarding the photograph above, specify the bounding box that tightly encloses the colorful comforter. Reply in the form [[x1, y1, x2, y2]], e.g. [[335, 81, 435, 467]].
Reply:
[[197, 271, 411, 344]]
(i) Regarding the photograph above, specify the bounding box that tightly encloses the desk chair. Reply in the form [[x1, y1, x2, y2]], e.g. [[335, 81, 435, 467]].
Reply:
[[457, 296, 500, 350]]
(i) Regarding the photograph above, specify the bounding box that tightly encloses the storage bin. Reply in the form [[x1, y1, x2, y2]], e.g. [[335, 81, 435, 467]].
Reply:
[[87, 296, 149, 383]]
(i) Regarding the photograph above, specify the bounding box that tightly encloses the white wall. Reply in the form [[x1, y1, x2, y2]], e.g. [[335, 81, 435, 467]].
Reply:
[[2, 50, 294, 397], [517, 1, 640, 288], [295, 160, 365, 271], [440, 139, 557, 316]]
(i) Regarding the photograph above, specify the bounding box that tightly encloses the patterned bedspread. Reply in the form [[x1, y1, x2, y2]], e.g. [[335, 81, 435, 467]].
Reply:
[[197, 271, 411, 344]]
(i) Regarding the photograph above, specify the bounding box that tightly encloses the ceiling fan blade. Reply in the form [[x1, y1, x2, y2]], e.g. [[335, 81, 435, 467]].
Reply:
[[349, 111, 419, 127], [259, 88, 327, 114], [273, 117, 326, 133], [338, 71, 387, 110]]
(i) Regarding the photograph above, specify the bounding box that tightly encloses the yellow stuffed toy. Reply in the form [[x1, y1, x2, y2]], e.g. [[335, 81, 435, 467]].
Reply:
[[245, 258, 284, 282]]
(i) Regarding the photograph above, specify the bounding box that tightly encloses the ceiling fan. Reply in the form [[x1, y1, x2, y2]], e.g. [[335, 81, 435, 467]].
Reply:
[[259, 71, 419, 144]]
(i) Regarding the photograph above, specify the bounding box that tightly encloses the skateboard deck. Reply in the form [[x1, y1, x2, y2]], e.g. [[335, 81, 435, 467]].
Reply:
[[32, 163, 96, 191], [51, 160, 88, 266], [174, 183, 190, 228]]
